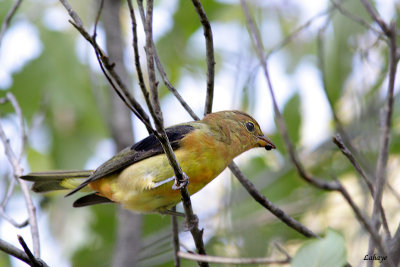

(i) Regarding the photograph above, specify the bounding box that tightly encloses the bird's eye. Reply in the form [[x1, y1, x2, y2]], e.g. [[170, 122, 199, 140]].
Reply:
[[245, 122, 255, 132]]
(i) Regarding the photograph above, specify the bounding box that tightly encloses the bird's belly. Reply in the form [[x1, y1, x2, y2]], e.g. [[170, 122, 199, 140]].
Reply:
[[107, 149, 228, 213]]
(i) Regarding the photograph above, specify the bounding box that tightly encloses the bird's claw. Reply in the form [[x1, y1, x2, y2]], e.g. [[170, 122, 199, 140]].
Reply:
[[172, 173, 189, 190]]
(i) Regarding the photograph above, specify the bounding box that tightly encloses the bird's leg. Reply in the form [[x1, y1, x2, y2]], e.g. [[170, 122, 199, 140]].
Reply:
[[172, 172, 189, 190], [159, 208, 185, 217]]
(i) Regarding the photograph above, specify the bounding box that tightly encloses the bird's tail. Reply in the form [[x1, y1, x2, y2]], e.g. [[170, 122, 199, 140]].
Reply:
[[20, 170, 94, 193]]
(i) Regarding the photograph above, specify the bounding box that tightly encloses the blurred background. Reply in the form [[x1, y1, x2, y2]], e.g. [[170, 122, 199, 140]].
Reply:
[[0, 0, 399, 266]]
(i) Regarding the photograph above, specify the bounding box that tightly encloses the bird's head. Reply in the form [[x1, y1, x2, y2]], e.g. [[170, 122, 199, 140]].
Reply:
[[204, 110, 276, 152]]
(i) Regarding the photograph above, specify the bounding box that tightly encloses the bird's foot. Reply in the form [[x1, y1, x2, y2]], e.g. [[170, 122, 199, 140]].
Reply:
[[172, 172, 189, 190]]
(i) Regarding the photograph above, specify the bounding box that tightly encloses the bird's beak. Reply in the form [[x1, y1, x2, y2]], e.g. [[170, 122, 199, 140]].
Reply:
[[257, 135, 276, 151]]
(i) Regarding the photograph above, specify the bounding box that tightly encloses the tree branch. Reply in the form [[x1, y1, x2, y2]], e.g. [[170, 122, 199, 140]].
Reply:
[[360, 1, 398, 264], [0, 238, 48, 267], [0, 0, 23, 47], [330, 0, 384, 39], [139, 1, 208, 265], [190, 0, 215, 116], [178, 251, 290, 265], [58, 0, 154, 134], [228, 162, 317, 238], [241, 2, 396, 265], [0, 93, 40, 257], [360, 0, 390, 35], [241, 0, 340, 191], [171, 206, 181, 267], [332, 134, 391, 238]]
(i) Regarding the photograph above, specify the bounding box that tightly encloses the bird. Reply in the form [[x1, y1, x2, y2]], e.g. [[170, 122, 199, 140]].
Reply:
[[21, 110, 275, 214]]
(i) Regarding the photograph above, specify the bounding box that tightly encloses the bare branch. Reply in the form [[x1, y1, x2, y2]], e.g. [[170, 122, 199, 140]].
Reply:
[[17, 235, 44, 267], [331, 0, 384, 39], [0, 93, 40, 257], [241, 0, 340, 191], [241, 3, 397, 266], [0, 0, 23, 47], [228, 162, 318, 238], [178, 251, 290, 265], [92, 0, 104, 39], [338, 182, 393, 266], [332, 135, 374, 192], [171, 206, 181, 267], [153, 50, 200, 121], [58, 0, 154, 133], [0, 238, 49, 267], [126, 0, 150, 112], [58, 0, 84, 28], [0, 208, 28, 228], [360, 0, 390, 35], [266, 3, 335, 59], [373, 21, 397, 231], [366, 16, 398, 264], [333, 135, 391, 239], [389, 225, 400, 265], [190, 0, 215, 116], [139, 0, 208, 264], [1, 176, 17, 210], [128, 0, 200, 121]]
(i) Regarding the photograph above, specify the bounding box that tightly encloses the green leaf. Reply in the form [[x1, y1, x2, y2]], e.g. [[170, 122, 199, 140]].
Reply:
[[292, 229, 347, 267], [323, 1, 370, 104], [282, 93, 302, 144]]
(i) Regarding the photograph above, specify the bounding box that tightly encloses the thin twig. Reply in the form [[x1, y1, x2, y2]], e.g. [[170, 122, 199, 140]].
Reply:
[[153, 50, 200, 121], [0, 93, 40, 257], [92, 0, 104, 39], [228, 162, 318, 238], [332, 134, 391, 238], [274, 242, 292, 261], [140, 1, 208, 265], [126, 0, 150, 110], [360, 1, 398, 264], [190, 0, 215, 116], [171, 206, 181, 267], [17, 235, 43, 267], [58, 0, 154, 134], [387, 183, 400, 203], [338, 182, 392, 266], [266, 3, 336, 59], [0, 238, 49, 267], [58, 0, 83, 28], [178, 251, 290, 265], [133, 0, 162, 129], [330, 0, 384, 39], [0, 0, 23, 47], [389, 225, 400, 265], [1, 176, 17, 209], [372, 21, 397, 232], [129, 0, 200, 121], [0, 209, 29, 228], [241, 3, 394, 266], [360, 0, 390, 35], [332, 135, 374, 192], [241, 0, 340, 191]]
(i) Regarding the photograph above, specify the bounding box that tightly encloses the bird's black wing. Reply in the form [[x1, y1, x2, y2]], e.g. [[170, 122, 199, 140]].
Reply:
[[66, 124, 195, 196]]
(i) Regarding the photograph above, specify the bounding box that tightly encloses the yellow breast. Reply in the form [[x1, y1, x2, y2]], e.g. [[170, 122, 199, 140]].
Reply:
[[90, 129, 233, 213]]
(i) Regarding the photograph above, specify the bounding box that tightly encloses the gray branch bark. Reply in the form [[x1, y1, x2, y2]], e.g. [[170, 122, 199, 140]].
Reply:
[[101, 1, 142, 266]]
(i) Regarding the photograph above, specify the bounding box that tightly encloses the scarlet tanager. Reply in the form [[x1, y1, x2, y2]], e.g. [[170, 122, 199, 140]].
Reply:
[[21, 110, 275, 214]]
